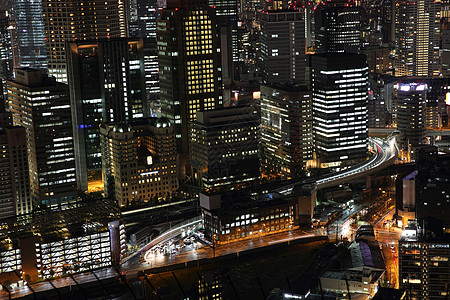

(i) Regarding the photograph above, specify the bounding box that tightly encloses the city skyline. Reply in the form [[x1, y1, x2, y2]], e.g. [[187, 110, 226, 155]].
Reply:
[[0, 0, 449, 299]]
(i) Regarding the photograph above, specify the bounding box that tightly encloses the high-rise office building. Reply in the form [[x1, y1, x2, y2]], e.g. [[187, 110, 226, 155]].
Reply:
[[260, 10, 305, 85], [442, 30, 450, 77], [368, 76, 391, 128], [13, 0, 47, 70], [308, 53, 369, 167], [190, 106, 260, 191], [67, 38, 146, 191], [7, 68, 77, 209], [260, 84, 313, 178], [100, 117, 178, 207], [314, 0, 361, 54], [128, 0, 161, 112], [209, 0, 238, 81], [395, 0, 440, 77], [41, 0, 126, 83], [157, 0, 223, 160], [396, 82, 427, 149], [0, 10, 13, 80], [399, 220, 450, 300], [13, 0, 47, 69], [0, 125, 31, 219], [129, 0, 158, 43]]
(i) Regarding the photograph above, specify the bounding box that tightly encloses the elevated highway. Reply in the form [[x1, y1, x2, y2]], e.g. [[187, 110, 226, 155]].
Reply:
[[275, 136, 399, 196], [369, 127, 450, 137]]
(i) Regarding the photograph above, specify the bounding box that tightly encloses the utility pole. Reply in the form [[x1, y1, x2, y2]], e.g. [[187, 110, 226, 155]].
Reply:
[[336, 222, 339, 243]]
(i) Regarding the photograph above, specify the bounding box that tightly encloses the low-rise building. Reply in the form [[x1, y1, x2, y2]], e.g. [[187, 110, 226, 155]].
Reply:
[[0, 198, 124, 284], [320, 226, 385, 298], [200, 192, 297, 243]]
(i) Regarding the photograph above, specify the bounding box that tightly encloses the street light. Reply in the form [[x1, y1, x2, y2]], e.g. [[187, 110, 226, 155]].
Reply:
[[212, 234, 217, 258]]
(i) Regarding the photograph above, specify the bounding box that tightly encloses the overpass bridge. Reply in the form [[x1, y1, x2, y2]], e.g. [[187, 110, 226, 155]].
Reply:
[[275, 136, 399, 196]]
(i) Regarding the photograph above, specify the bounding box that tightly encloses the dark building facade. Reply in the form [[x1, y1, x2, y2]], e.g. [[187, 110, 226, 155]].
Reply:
[[0, 126, 30, 219], [67, 38, 147, 191], [308, 53, 369, 167], [396, 82, 427, 150], [190, 106, 260, 191], [7, 68, 77, 209], [260, 10, 305, 85], [314, 0, 361, 54], [399, 221, 450, 300]]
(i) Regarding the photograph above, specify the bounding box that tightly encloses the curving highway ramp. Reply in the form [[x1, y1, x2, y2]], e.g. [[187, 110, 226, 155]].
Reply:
[[276, 136, 399, 196]]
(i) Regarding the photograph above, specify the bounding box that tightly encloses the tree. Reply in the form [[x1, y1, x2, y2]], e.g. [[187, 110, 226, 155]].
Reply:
[[3, 280, 11, 289], [24, 274, 31, 283]]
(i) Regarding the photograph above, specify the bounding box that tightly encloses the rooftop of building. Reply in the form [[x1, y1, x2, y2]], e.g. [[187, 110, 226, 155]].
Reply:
[[0, 198, 121, 244], [193, 105, 259, 126], [260, 9, 304, 14], [399, 218, 450, 243], [339, 239, 385, 271], [402, 170, 418, 181], [201, 190, 294, 216], [321, 269, 384, 283], [261, 82, 310, 93], [372, 287, 407, 300], [308, 52, 366, 59], [102, 117, 173, 133], [10, 68, 59, 88]]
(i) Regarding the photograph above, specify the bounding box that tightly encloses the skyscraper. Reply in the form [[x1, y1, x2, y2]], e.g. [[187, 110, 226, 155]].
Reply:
[[190, 106, 260, 191], [399, 220, 450, 300], [128, 0, 161, 112], [260, 84, 313, 178], [209, 0, 239, 81], [314, 0, 361, 54], [67, 38, 146, 191], [0, 125, 31, 218], [41, 0, 126, 83], [260, 10, 305, 85], [13, 0, 47, 69], [308, 53, 369, 167], [0, 10, 13, 80], [157, 0, 223, 162], [7, 68, 77, 209], [441, 30, 450, 77], [395, 0, 440, 77], [396, 82, 427, 149]]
